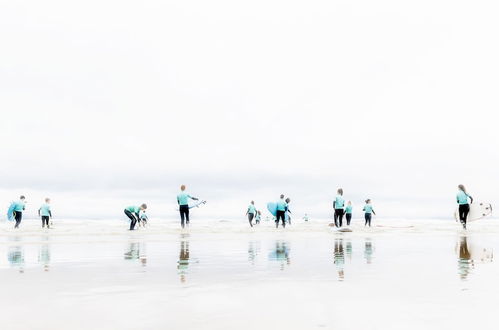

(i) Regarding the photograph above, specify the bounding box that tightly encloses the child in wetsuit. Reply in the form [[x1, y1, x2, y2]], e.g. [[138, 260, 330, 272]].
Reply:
[[38, 198, 52, 229], [363, 199, 376, 227], [255, 210, 261, 224]]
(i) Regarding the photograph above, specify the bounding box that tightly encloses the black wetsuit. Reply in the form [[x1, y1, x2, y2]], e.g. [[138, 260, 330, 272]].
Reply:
[[345, 213, 352, 226], [41, 216, 50, 227], [124, 209, 139, 230], [248, 213, 254, 227], [364, 213, 372, 227], [276, 210, 286, 228], [179, 205, 190, 228], [459, 204, 470, 227], [334, 209, 344, 227], [14, 211, 22, 229]]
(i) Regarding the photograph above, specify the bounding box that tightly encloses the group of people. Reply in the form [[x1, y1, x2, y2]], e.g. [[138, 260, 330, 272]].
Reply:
[[5, 185, 474, 230]]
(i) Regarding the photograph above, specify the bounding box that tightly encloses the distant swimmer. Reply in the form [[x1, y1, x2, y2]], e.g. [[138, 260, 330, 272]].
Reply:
[[285, 198, 292, 225], [457, 184, 473, 230], [333, 188, 345, 227], [246, 201, 256, 227], [276, 194, 287, 228], [255, 210, 261, 225], [177, 185, 199, 228], [303, 213, 309, 222], [8, 196, 26, 229], [38, 198, 52, 229], [124, 204, 147, 230], [363, 199, 376, 227], [345, 201, 353, 226]]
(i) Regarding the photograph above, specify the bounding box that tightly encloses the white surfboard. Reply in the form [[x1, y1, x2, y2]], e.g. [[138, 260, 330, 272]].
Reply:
[[175, 200, 206, 211], [454, 202, 492, 222]]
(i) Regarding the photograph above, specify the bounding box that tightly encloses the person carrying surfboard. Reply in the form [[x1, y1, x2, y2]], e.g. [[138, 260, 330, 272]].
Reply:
[[333, 189, 345, 227], [124, 204, 147, 230], [38, 198, 52, 229], [345, 201, 353, 226], [177, 185, 199, 228], [276, 195, 287, 228], [246, 201, 256, 227], [456, 184, 473, 230], [9, 196, 26, 229], [363, 199, 376, 227]]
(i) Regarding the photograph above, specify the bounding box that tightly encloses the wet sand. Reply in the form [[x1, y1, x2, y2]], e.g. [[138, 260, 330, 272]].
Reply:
[[0, 218, 497, 330]]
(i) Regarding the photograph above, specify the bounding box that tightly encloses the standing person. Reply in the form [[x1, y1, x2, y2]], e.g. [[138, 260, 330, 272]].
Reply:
[[124, 204, 147, 230], [38, 198, 52, 229], [333, 188, 345, 227], [303, 213, 309, 222], [9, 196, 26, 229], [246, 201, 257, 227], [255, 210, 261, 224], [457, 184, 473, 230], [285, 198, 292, 225], [276, 194, 287, 228], [177, 185, 199, 228], [363, 199, 376, 227], [345, 201, 353, 226]]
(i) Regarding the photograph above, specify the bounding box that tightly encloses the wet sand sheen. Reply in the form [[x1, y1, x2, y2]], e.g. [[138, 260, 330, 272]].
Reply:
[[0, 219, 498, 330]]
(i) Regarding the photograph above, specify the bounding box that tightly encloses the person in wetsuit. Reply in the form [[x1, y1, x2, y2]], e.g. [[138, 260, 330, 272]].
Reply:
[[456, 184, 473, 230], [38, 198, 52, 229], [345, 201, 353, 226], [246, 201, 256, 227], [177, 185, 199, 228], [124, 204, 147, 230], [276, 194, 287, 228], [363, 199, 376, 227], [10, 196, 26, 229], [333, 188, 345, 227]]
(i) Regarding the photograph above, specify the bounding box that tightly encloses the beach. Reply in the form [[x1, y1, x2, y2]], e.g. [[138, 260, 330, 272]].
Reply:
[[0, 218, 498, 330]]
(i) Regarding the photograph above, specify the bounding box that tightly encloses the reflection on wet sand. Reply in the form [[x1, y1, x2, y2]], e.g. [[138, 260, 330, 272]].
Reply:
[[248, 241, 260, 264], [7, 236, 24, 273], [124, 241, 147, 266], [38, 236, 51, 272], [334, 239, 345, 281], [364, 238, 374, 264], [268, 241, 290, 270], [178, 234, 190, 283], [456, 235, 493, 281]]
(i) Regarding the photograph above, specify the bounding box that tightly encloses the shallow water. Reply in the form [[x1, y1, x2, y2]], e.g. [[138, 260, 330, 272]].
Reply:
[[0, 219, 498, 330]]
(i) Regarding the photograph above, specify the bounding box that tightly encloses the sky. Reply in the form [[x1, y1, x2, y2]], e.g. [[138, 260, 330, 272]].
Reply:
[[0, 0, 498, 220]]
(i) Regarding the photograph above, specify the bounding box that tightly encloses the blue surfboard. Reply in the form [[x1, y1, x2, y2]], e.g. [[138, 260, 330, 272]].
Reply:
[[7, 203, 15, 221], [267, 202, 277, 216]]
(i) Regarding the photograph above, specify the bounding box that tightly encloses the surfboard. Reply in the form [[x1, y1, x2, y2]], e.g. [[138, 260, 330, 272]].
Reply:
[[333, 227, 353, 233], [7, 203, 15, 221], [454, 202, 492, 222], [175, 200, 206, 211], [267, 202, 277, 216]]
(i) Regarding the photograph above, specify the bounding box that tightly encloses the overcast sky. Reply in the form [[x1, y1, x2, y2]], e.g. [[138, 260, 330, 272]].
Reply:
[[1, 0, 498, 220]]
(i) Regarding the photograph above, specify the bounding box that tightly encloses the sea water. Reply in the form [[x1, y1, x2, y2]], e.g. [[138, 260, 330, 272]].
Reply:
[[0, 218, 498, 330]]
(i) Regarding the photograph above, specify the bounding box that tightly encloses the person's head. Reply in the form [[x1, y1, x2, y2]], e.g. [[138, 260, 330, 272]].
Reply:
[[258, 210, 261, 215], [181, 185, 186, 191], [285, 198, 290, 203], [251, 200, 254, 205], [337, 188, 343, 195], [20, 195, 25, 201], [45, 198, 51, 204], [280, 194, 284, 199], [458, 184, 466, 193], [365, 199, 371, 204], [347, 201, 351, 206], [140, 203, 147, 210]]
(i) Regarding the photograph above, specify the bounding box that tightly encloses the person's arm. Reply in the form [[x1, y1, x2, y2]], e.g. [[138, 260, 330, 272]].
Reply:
[[49, 210, 52, 218], [333, 201, 336, 209], [469, 195, 474, 204], [246, 207, 249, 215], [177, 196, 180, 205], [372, 209, 376, 215], [38, 208, 41, 217]]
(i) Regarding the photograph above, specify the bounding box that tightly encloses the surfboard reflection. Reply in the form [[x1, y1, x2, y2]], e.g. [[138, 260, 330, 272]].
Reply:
[[268, 241, 290, 270], [456, 235, 493, 281]]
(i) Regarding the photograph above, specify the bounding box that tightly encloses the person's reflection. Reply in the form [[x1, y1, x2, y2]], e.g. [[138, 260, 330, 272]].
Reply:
[[456, 235, 493, 281], [269, 241, 290, 270], [8, 237, 24, 273], [334, 238, 345, 280], [364, 238, 374, 264], [248, 241, 260, 265], [38, 236, 51, 272], [345, 240, 353, 261], [178, 234, 190, 283], [124, 241, 147, 266]]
